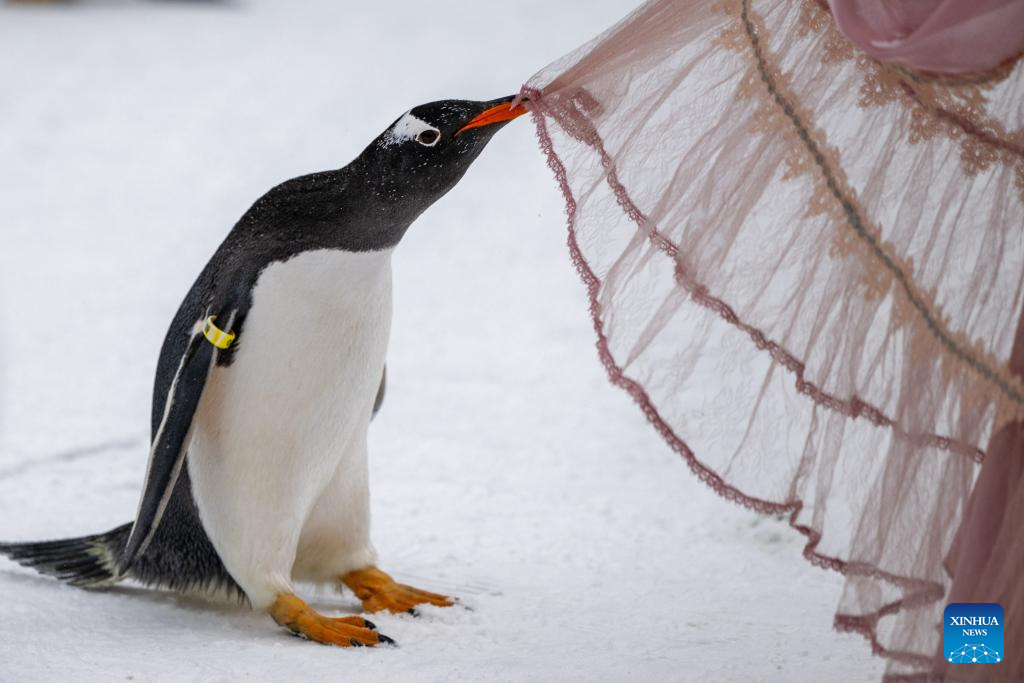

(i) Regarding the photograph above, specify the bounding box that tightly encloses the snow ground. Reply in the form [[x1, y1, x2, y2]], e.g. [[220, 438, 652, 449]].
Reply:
[[0, 1, 883, 681]]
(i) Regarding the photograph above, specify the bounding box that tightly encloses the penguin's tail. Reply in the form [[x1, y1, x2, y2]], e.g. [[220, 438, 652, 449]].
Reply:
[[0, 523, 131, 588]]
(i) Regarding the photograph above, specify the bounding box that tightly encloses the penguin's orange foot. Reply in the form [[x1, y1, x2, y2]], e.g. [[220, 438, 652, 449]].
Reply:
[[341, 566, 454, 614], [270, 593, 396, 647]]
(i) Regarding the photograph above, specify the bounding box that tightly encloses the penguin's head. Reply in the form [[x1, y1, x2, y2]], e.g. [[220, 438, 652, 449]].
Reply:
[[362, 95, 529, 211]]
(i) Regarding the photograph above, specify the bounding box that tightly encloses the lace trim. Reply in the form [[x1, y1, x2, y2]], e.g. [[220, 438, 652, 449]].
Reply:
[[893, 55, 1024, 88]]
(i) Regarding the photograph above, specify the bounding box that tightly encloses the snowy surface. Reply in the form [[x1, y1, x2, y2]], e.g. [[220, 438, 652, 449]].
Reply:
[[0, 1, 882, 681]]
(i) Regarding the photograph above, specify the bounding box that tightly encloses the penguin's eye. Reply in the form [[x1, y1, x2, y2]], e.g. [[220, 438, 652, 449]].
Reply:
[[415, 129, 440, 147]]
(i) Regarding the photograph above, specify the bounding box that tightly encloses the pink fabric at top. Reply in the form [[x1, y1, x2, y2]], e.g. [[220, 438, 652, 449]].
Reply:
[[828, 0, 1024, 73]]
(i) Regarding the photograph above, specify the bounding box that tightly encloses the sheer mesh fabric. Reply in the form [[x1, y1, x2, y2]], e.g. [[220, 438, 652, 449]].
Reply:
[[522, 0, 1024, 678]]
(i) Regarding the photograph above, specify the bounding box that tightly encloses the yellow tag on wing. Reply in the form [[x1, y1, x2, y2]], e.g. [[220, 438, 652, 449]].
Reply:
[[203, 315, 236, 349]]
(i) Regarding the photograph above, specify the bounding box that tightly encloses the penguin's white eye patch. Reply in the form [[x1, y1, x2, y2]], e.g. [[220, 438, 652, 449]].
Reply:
[[382, 112, 441, 148], [415, 129, 440, 146]]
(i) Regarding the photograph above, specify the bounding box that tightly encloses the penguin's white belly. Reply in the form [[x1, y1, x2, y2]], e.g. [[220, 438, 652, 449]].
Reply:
[[187, 248, 392, 608]]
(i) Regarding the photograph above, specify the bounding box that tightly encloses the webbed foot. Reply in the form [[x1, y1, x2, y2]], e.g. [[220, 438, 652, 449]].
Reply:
[[340, 566, 454, 614], [270, 593, 396, 647]]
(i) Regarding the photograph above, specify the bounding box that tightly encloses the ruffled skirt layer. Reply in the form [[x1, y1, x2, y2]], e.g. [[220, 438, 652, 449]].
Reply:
[[524, 1, 1024, 678]]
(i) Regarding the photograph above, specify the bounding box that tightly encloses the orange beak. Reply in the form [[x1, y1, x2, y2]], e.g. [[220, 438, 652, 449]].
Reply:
[[455, 99, 529, 136]]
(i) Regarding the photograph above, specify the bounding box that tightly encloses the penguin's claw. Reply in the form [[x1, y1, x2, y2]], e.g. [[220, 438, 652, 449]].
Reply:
[[270, 593, 394, 648], [340, 566, 455, 614]]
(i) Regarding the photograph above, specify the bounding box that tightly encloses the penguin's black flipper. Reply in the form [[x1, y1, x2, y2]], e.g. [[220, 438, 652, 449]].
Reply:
[[119, 312, 233, 574]]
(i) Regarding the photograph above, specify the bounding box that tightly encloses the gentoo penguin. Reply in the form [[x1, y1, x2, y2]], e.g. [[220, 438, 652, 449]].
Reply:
[[0, 95, 528, 647]]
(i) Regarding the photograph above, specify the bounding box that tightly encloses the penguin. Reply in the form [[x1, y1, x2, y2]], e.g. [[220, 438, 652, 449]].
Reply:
[[0, 95, 528, 647]]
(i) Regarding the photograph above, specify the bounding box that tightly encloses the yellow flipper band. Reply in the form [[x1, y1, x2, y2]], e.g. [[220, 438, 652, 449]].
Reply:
[[203, 315, 235, 350]]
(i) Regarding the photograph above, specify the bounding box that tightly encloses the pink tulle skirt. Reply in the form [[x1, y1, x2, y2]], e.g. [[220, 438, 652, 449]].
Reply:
[[523, 1, 1024, 679]]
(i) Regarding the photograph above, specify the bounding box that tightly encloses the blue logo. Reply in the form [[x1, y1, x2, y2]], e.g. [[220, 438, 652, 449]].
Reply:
[[944, 603, 1004, 664]]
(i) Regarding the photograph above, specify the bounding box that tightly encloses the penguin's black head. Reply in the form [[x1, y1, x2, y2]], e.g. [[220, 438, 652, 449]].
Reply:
[[359, 95, 528, 218]]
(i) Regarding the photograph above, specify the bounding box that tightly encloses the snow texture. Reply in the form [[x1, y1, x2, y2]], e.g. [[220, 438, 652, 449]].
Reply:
[[0, 1, 882, 681]]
